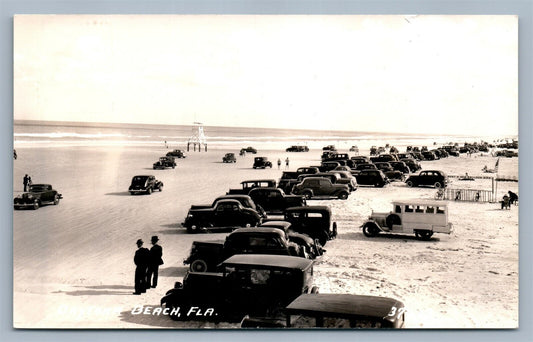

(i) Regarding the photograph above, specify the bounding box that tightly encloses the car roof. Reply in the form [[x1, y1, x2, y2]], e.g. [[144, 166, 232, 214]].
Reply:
[[230, 227, 286, 236], [30, 184, 51, 187], [286, 293, 403, 319], [221, 254, 314, 270], [392, 200, 448, 207], [215, 194, 252, 200], [285, 205, 331, 213], [240, 179, 277, 184], [260, 221, 292, 230]]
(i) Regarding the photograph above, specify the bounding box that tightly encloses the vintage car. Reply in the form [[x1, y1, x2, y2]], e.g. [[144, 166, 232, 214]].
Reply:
[[354, 170, 389, 188], [350, 156, 370, 166], [286, 145, 309, 152], [253, 157, 273, 169], [248, 187, 306, 214], [222, 153, 237, 163], [389, 161, 411, 174], [160, 254, 317, 322], [183, 227, 306, 272], [259, 221, 324, 260], [284, 206, 337, 246], [227, 179, 277, 195], [350, 163, 378, 175], [370, 154, 398, 163], [241, 293, 405, 329], [322, 145, 336, 151], [277, 168, 319, 194], [14, 184, 62, 210], [422, 151, 438, 160], [405, 170, 448, 188], [291, 177, 350, 200], [329, 170, 358, 191], [153, 156, 176, 169], [166, 149, 186, 158], [128, 175, 163, 195], [374, 162, 405, 181], [242, 146, 258, 154], [318, 161, 342, 172], [188, 194, 267, 219], [349, 145, 359, 153], [361, 200, 453, 240], [182, 199, 262, 233], [400, 158, 421, 172]]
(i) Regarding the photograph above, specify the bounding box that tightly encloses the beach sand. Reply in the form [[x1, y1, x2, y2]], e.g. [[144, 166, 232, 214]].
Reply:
[[12, 145, 519, 328]]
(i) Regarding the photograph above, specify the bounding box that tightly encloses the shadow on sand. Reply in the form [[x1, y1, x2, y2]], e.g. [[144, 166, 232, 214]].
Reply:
[[337, 232, 441, 243], [52, 286, 133, 296], [105, 192, 133, 196], [159, 266, 188, 278]]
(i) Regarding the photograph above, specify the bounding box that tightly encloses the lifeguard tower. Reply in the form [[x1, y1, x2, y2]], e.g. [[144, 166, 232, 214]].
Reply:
[[187, 122, 207, 152]]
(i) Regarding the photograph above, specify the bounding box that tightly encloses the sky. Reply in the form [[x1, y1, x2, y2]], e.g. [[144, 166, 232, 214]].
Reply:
[[14, 15, 518, 136]]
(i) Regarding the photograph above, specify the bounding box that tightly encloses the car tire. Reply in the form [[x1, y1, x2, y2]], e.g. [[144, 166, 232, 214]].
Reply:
[[415, 230, 434, 241], [147, 188, 152, 195], [434, 182, 442, 188], [32, 200, 39, 210], [310, 286, 319, 294], [159, 185, 163, 192], [363, 222, 380, 237], [338, 191, 349, 200], [318, 231, 329, 246], [53, 195, 60, 205], [190, 259, 208, 272], [302, 191, 312, 200], [406, 180, 414, 187], [130, 191, 134, 195]]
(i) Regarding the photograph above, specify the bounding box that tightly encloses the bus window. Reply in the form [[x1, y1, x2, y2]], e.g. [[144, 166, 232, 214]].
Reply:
[[404, 205, 414, 213], [436, 207, 445, 214], [395, 205, 401, 213], [426, 206, 435, 213], [415, 206, 424, 213]]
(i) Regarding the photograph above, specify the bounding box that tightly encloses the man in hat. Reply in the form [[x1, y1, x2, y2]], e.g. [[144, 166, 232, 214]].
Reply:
[[23, 174, 29, 192], [133, 239, 150, 295], [147, 235, 163, 289]]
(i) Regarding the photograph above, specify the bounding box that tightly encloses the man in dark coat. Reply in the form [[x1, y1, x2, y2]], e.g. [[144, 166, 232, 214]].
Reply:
[[147, 236, 163, 289], [23, 174, 29, 192], [133, 239, 150, 295], [508, 191, 518, 205]]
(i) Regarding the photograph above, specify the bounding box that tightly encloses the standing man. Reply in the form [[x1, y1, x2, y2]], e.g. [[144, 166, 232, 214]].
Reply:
[[23, 174, 29, 192], [277, 158, 281, 169], [133, 239, 150, 295], [147, 235, 163, 289], [285, 157, 290, 169]]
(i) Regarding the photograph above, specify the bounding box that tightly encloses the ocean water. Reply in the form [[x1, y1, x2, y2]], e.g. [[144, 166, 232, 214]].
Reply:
[[13, 120, 507, 153]]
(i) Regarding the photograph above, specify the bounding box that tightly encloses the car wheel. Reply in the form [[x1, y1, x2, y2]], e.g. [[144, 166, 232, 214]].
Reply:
[[172, 165, 175, 169], [159, 185, 163, 192], [53, 195, 60, 205], [147, 188, 152, 195], [338, 191, 349, 200], [130, 191, 134, 195], [153, 166, 156, 170], [406, 180, 414, 187], [363, 222, 380, 237], [32, 200, 39, 210], [318, 231, 329, 246], [190, 259, 208, 272], [434, 182, 442, 188], [253, 166, 257, 169], [302, 191, 312, 200], [415, 230, 434, 241], [310, 286, 319, 294]]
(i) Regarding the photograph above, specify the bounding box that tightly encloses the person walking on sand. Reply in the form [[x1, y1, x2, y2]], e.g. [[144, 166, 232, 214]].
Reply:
[[147, 236, 163, 289], [285, 157, 289, 169], [277, 158, 281, 169], [23, 174, 29, 192], [133, 239, 150, 295], [508, 191, 518, 205]]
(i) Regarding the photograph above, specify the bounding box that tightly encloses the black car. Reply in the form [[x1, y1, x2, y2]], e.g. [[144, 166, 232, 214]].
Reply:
[[222, 153, 237, 163], [253, 157, 273, 169], [286, 145, 309, 152], [242, 146, 258, 154], [166, 149, 186, 158], [153, 156, 176, 169], [354, 170, 389, 187], [405, 170, 448, 188], [128, 175, 163, 195], [14, 184, 62, 210]]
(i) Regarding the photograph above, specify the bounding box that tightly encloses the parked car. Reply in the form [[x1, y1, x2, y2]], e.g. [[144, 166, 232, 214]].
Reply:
[[318, 161, 342, 172], [183, 227, 306, 272], [284, 206, 337, 246], [14, 184, 62, 210], [253, 157, 273, 169], [160, 254, 317, 322], [222, 153, 237, 163], [422, 151, 438, 160], [362, 200, 453, 240], [188, 194, 266, 219], [389, 161, 411, 174], [166, 149, 186, 158], [400, 158, 421, 172], [350, 156, 370, 166], [242, 146, 258, 154], [354, 170, 389, 188], [277, 168, 319, 194], [182, 199, 262, 233], [370, 154, 398, 163], [248, 187, 306, 214], [350, 163, 378, 175], [128, 175, 163, 195], [405, 170, 448, 188], [349, 145, 359, 153], [241, 293, 406, 328], [286, 145, 309, 152], [292, 177, 350, 200], [328, 170, 358, 191], [153, 156, 176, 169], [227, 179, 278, 195], [323, 153, 350, 163], [259, 221, 324, 259], [374, 162, 405, 181]]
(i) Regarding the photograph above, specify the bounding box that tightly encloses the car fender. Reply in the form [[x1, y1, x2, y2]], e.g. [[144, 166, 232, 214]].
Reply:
[[361, 219, 385, 231]]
